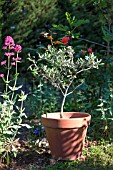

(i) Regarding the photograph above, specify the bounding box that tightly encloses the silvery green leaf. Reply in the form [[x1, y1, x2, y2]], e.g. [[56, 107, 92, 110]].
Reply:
[[12, 145, 17, 157], [0, 148, 6, 153], [9, 125, 21, 129], [0, 142, 4, 146], [18, 91, 27, 101], [3, 131, 13, 135], [20, 124, 31, 128], [21, 112, 27, 117], [97, 103, 103, 107], [9, 85, 22, 91]]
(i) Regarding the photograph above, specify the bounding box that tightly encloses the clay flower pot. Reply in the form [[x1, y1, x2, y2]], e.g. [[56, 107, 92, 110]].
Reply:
[[41, 112, 91, 160]]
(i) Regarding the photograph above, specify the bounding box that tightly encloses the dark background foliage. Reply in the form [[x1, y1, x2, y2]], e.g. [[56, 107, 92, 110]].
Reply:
[[1, 0, 113, 50]]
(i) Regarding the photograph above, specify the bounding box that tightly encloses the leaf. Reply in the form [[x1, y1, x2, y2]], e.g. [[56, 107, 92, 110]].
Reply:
[[0, 148, 6, 153], [98, 103, 103, 107], [20, 124, 31, 128], [2, 77, 7, 84], [12, 145, 17, 158], [9, 85, 22, 91], [52, 24, 68, 31], [3, 130, 13, 135], [71, 19, 89, 28], [65, 12, 71, 24], [9, 125, 21, 129], [102, 26, 113, 42], [14, 73, 19, 78], [65, 11, 89, 28], [0, 141, 4, 146]]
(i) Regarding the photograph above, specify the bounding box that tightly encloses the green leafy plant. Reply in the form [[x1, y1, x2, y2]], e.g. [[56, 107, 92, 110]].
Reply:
[[52, 11, 89, 38], [95, 82, 113, 140], [28, 40, 101, 118], [0, 36, 30, 165]]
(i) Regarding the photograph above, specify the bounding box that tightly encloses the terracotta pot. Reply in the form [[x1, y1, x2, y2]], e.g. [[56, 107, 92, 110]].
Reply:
[[41, 112, 91, 160]]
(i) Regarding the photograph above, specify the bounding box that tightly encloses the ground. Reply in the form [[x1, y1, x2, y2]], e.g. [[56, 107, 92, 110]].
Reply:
[[0, 121, 113, 170]]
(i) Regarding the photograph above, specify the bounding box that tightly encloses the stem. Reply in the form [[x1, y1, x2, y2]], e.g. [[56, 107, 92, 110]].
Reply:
[[76, 67, 92, 75], [67, 81, 84, 96], [11, 53, 18, 100], [13, 99, 23, 139], [60, 80, 84, 118], [20, 100, 23, 114], [78, 37, 107, 49], [60, 94, 66, 118], [60, 78, 74, 118], [16, 53, 18, 74], [107, 22, 111, 58], [6, 56, 10, 93]]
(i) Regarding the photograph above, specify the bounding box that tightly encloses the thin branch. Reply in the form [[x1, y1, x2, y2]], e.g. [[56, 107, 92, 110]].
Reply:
[[57, 83, 65, 96], [76, 67, 92, 75], [60, 78, 74, 117], [67, 81, 84, 96], [78, 37, 107, 48], [65, 77, 75, 95]]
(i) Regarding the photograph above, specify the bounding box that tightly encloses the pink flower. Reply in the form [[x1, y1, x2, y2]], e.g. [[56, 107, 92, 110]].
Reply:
[[14, 45, 22, 53], [61, 36, 71, 45], [0, 74, 4, 78], [2, 46, 7, 50], [18, 57, 22, 60], [1, 60, 7, 65], [4, 52, 15, 56], [9, 46, 15, 50], [88, 48, 92, 54], [12, 57, 22, 61], [11, 62, 16, 66], [4, 36, 15, 47]]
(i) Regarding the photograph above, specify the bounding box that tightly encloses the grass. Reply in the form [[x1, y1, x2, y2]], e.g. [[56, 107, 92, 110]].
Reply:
[[28, 143, 113, 170]]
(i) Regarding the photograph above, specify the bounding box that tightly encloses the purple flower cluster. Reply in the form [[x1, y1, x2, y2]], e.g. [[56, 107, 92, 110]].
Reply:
[[0, 36, 22, 77]]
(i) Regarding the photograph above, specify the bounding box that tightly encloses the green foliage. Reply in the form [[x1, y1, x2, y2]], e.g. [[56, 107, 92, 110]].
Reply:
[[91, 82, 113, 140], [0, 0, 5, 56], [102, 26, 113, 43], [57, 0, 113, 50], [0, 1, 5, 40], [52, 12, 89, 38], [25, 80, 60, 119]]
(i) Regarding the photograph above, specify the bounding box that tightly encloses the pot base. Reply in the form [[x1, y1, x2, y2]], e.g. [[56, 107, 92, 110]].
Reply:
[[46, 126, 87, 160]]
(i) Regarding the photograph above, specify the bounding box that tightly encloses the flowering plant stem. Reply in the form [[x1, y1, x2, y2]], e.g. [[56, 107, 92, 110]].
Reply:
[[0, 36, 29, 164], [6, 56, 10, 93]]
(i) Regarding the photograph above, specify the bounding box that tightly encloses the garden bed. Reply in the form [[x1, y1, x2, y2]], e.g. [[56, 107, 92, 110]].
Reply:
[[0, 133, 113, 170]]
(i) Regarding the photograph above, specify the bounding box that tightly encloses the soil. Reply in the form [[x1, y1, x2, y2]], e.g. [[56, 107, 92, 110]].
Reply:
[[0, 138, 97, 170], [0, 137, 51, 170]]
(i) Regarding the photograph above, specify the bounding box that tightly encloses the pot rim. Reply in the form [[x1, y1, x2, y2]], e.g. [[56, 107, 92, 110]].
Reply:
[[41, 112, 90, 119], [41, 112, 91, 128]]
